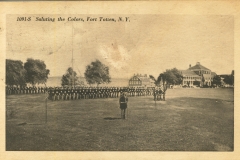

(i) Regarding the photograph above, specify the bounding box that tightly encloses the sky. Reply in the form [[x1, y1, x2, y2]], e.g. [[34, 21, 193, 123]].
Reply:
[[6, 14, 234, 79]]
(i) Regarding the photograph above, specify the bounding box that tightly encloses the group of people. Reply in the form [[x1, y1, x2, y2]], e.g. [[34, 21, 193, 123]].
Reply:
[[6, 86, 48, 95], [6, 86, 166, 101], [6, 86, 163, 99]]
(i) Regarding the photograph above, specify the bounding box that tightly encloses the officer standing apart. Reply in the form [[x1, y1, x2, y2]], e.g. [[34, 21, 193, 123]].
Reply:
[[119, 93, 128, 119]]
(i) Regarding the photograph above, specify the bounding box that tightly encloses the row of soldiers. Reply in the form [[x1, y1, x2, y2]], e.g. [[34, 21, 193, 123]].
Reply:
[[6, 86, 166, 101], [6, 86, 48, 95], [47, 87, 157, 101], [6, 86, 155, 96]]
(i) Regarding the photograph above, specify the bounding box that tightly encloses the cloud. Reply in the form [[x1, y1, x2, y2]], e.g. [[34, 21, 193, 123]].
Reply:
[[99, 42, 131, 69]]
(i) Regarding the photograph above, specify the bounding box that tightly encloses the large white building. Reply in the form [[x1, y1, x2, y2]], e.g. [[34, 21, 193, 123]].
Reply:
[[180, 62, 216, 87]]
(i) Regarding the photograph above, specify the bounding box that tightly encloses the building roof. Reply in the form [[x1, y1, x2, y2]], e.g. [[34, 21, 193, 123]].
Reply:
[[189, 62, 211, 71], [138, 76, 151, 83], [180, 70, 200, 77], [130, 74, 154, 82]]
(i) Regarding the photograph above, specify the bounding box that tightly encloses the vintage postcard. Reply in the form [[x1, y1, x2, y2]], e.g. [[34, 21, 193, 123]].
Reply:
[[0, 1, 239, 160]]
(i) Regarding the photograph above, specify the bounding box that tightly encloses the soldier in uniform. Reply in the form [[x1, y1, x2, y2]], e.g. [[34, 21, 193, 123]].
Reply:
[[113, 87, 115, 98], [153, 87, 157, 101], [130, 87, 134, 97], [37, 87, 40, 94], [40, 87, 43, 94], [111, 87, 114, 98], [119, 93, 128, 119], [59, 88, 63, 100], [92, 87, 95, 99], [105, 87, 109, 98], [97, 87, 100, 98], [102, 87, 105, 98], [71, 88, 75, 100], [62, 88, 67, 100], [82, 88, 85, 99], [56, 87, 60, 100], [53, 88, 57, 100], [66, 88, 70, 100], [76, 87, 79, 99], [80, 87, 83, 99], [98, 87, 102, 98], [86, 87, 90, 99], [95, 87, 98, 99], [49, 87, 52, 100], [89, 88, 93, 99]]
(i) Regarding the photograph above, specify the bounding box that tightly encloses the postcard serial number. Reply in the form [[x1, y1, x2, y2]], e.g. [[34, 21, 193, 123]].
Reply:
[[16, 16, 130, 23]]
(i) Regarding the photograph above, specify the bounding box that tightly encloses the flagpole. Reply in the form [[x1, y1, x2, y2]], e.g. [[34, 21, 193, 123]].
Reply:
[[72, 22, 74, 88]]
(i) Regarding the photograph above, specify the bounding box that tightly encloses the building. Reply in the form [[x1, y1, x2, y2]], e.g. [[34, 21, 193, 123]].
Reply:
[[129, 74, 155, 87], [180, 62, 216, 87]]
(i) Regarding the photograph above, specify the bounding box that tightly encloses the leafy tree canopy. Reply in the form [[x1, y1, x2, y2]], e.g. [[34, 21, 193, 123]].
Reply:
[[212, 75, 222, 86], [6, 59, 26, 86], [61, 67, 83, 87], [84, 60, 111, 86], [157, 68, 182, 85], [223, 75, 234, 85], [24, 58, 50, 86]]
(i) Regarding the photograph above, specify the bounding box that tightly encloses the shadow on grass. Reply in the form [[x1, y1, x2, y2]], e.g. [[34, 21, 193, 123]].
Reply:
[[17, 122, 44, 126], [104, 117, 122, 120]]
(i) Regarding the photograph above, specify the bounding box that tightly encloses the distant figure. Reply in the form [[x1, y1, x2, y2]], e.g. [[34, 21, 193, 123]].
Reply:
[[119, 93, 128, 119]]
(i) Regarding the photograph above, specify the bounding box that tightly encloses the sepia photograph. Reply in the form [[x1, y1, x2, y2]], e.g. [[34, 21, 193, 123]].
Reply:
[[2, 1, 240, 159], [5, 13, 234, 151]]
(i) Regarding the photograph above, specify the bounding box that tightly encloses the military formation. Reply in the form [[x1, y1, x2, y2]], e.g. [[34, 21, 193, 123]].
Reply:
[[6, 86, 48, 95], [6, 86, 167, 101]]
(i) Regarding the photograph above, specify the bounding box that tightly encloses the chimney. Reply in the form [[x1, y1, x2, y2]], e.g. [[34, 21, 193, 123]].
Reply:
[[196, 62, 200, 65], [189, 64, 191, 68]]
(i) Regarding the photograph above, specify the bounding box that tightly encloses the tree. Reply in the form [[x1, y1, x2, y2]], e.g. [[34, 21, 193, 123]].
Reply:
[[24, 58, 50, 86], [6, 59, 26, 87], [61, 67, 80, 87], [223, 75, 234, 85], [212, 75, 221, 86], [84, 60, 111, 86], [157, 68, 182, 85]]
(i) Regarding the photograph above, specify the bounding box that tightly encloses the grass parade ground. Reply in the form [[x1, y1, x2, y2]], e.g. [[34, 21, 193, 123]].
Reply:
[[6, 88, 233, 151]]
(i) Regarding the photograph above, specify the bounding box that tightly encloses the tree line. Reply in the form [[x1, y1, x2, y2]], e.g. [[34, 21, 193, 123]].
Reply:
[[6, 58, 50, 87], [6, 58, 111, 87], [6, 58, 233, 88]]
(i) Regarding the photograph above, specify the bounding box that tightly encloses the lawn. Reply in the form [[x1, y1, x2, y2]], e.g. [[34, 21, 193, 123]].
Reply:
[[6, 88, 234, 151]]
